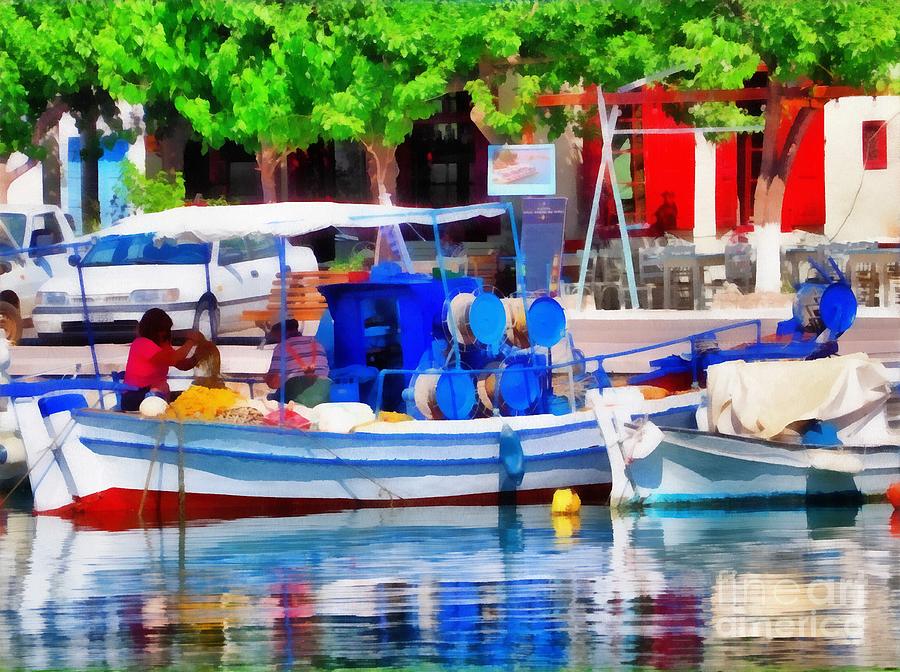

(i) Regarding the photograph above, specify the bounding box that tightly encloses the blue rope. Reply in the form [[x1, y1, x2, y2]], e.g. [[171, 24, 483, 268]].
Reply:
[[277, 236, 288, 424], [75, 257, 104, 410]]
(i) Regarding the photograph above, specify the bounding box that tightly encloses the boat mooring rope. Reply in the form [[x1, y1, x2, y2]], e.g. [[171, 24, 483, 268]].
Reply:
[[137, 420, 168, 521]]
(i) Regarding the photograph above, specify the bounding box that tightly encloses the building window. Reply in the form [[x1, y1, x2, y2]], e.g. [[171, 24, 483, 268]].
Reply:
[[862, 120, 887, 170]]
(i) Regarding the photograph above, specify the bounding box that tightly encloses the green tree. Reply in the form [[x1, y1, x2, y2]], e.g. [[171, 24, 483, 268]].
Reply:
[[0, 1, 67, 202], [1, 1, 128, 221], [469, 0, 897, 292], [664, 0, 899, 291], [465, 0, 669, 143], [34, 1, 124, 221], [99, 0, 334, 203], [312, 0, 497, 203]]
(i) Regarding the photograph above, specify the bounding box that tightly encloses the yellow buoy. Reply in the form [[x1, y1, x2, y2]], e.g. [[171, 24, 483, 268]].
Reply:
[[551, 488, 581, 515]]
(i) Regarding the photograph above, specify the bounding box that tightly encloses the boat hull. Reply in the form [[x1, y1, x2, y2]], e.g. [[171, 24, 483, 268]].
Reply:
[[623, 426, 900, 507], [22, 405, 612, 520]]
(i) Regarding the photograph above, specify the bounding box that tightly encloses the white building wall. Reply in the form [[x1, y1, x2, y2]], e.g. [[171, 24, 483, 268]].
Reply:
[[824, 96, 900, 242]]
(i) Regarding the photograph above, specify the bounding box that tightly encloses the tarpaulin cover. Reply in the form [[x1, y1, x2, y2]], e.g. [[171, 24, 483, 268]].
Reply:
[[99, 202, 508, 243], [706, 353, 892, 441]]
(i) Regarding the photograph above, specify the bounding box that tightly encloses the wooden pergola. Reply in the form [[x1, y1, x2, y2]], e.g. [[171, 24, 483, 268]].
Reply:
[[535, 81, 862, 309]]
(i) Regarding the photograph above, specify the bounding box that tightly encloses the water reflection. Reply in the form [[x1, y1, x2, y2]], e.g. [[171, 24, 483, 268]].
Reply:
[[0, 502, 897, 669]]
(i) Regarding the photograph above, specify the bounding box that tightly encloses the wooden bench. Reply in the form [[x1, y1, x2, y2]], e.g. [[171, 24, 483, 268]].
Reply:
[[242, 270, 350, 325]]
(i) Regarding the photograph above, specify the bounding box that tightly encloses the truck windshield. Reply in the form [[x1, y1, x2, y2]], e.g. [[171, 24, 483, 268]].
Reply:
[[0, 213, 26, 251], [81, 234, 211, 267]]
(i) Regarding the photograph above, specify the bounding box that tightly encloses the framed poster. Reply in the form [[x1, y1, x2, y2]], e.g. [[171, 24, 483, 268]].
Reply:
[[487, 144, 556, 196]]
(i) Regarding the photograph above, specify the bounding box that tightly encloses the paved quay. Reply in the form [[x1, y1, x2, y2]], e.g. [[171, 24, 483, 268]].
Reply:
[[6, 309, 898, 379]]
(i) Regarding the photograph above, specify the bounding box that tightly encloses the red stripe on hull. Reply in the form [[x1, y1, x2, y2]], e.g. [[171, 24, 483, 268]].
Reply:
[[44, 484, 612, 532]]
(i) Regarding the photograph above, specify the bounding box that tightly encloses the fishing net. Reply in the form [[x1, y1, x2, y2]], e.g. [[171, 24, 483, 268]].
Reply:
[[192, 336, 225, 389]]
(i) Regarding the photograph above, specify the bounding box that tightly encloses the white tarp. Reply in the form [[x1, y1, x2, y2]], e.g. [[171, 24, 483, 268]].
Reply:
[[706, 353, 893, 442], [99, 202, 508, 242]]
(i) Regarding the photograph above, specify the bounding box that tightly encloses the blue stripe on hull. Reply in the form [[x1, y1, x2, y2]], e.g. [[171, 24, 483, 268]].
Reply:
[[73, 410, 601, 449], [80, 436, 607, 482]]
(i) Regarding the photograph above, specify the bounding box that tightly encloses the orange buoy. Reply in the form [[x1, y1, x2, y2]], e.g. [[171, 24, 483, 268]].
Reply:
[[887, 482, 900, 509]]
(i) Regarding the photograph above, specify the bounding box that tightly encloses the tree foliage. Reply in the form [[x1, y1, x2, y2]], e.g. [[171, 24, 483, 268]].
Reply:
[[3, 0, 899, 209]]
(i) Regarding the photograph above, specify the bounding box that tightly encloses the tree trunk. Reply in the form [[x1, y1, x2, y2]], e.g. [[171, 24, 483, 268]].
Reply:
[[752, 81, 816, 293], [0, 101, 67, 205], [157, 117, 190, 173], [0, 154, 38, 204], [80, 109, 101, 227], [0, 168, 11, 204], [256, 145, 280, 204], [41, 129, 62, 207], [362, 139, 398, 205]]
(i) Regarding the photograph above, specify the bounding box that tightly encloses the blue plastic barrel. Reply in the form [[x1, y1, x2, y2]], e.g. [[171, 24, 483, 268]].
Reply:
[[526, 296, 566, 347]]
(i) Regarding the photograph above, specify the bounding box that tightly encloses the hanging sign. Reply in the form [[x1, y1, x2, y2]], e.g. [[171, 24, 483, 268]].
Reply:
[[487, 144, 556, 196]]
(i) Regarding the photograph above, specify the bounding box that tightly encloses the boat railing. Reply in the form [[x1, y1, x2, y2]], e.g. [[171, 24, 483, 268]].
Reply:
[[372, 319, 762, 414], [0, 377, 133, 398]]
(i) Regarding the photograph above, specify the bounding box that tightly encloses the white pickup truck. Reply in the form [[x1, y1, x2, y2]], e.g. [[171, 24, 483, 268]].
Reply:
[[0, 204, 78, 341]]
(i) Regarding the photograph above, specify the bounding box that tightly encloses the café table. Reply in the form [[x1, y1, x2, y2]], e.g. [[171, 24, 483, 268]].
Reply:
[[660, 249, 725, 310]]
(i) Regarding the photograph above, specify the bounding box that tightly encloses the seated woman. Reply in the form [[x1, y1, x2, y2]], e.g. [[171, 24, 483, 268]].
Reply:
[[265, 319, 331, 407], [121, 308, 202, 411]]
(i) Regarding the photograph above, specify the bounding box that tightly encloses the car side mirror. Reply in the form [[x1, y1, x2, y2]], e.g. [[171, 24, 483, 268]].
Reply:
[[29, 229, 56, 257], [68, 253, 81, 267]]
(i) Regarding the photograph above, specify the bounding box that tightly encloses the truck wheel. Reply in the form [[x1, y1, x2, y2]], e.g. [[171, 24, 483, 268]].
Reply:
[[193, 296, 220, 340], [0, 301, 22, 344]]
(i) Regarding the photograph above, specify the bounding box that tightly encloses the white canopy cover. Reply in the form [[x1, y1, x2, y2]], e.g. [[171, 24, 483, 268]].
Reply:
[[706, 353, 893, 443], [100, 201, 508, 242]]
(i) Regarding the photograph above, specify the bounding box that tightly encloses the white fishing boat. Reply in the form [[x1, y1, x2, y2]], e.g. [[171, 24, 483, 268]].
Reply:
[[602, 354, 900, 508], [1, 201, 713, 523]]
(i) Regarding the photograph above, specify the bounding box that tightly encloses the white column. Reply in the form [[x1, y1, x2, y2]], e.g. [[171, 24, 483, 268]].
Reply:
[[693, 131, 718, 253]]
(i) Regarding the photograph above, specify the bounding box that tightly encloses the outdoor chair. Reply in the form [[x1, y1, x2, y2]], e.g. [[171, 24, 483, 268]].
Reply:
[[724, 243, 755, 294]]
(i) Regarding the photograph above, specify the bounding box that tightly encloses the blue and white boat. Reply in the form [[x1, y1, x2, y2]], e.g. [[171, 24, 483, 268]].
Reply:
[[602, 355, 900, 508]]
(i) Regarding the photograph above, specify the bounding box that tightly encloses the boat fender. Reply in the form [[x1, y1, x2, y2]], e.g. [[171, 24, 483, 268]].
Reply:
[[621, 421, 664, 463], [499, 423, 524, 486], [887, 483, 900, 509], [806, 449, 863, 475]]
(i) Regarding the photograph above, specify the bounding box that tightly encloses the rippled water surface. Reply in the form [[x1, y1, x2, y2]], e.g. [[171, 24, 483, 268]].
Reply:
[[1, 496, 898, 670]]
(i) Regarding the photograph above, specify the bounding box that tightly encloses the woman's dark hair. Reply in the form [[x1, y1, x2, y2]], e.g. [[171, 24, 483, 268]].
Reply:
[[138, 308, 173, 345]]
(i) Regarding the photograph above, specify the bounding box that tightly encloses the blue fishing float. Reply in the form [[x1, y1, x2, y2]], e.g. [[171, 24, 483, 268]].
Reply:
[[498, 360, 542, 413], [469, 292, 507, 349], [435, 371, 477, 420], [525, 296, 566, 348], [817, 281, 857, 336]]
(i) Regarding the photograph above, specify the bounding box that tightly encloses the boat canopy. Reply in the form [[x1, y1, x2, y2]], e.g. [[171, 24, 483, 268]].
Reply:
[[99, 202, 508, 243]]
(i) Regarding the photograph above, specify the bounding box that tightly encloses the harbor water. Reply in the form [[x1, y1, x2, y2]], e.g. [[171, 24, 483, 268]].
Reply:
[[1, 496, 898, 670]]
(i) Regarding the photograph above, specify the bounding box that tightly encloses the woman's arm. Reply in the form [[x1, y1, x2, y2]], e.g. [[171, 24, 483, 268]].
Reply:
[[149, 335, 200, 367]]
